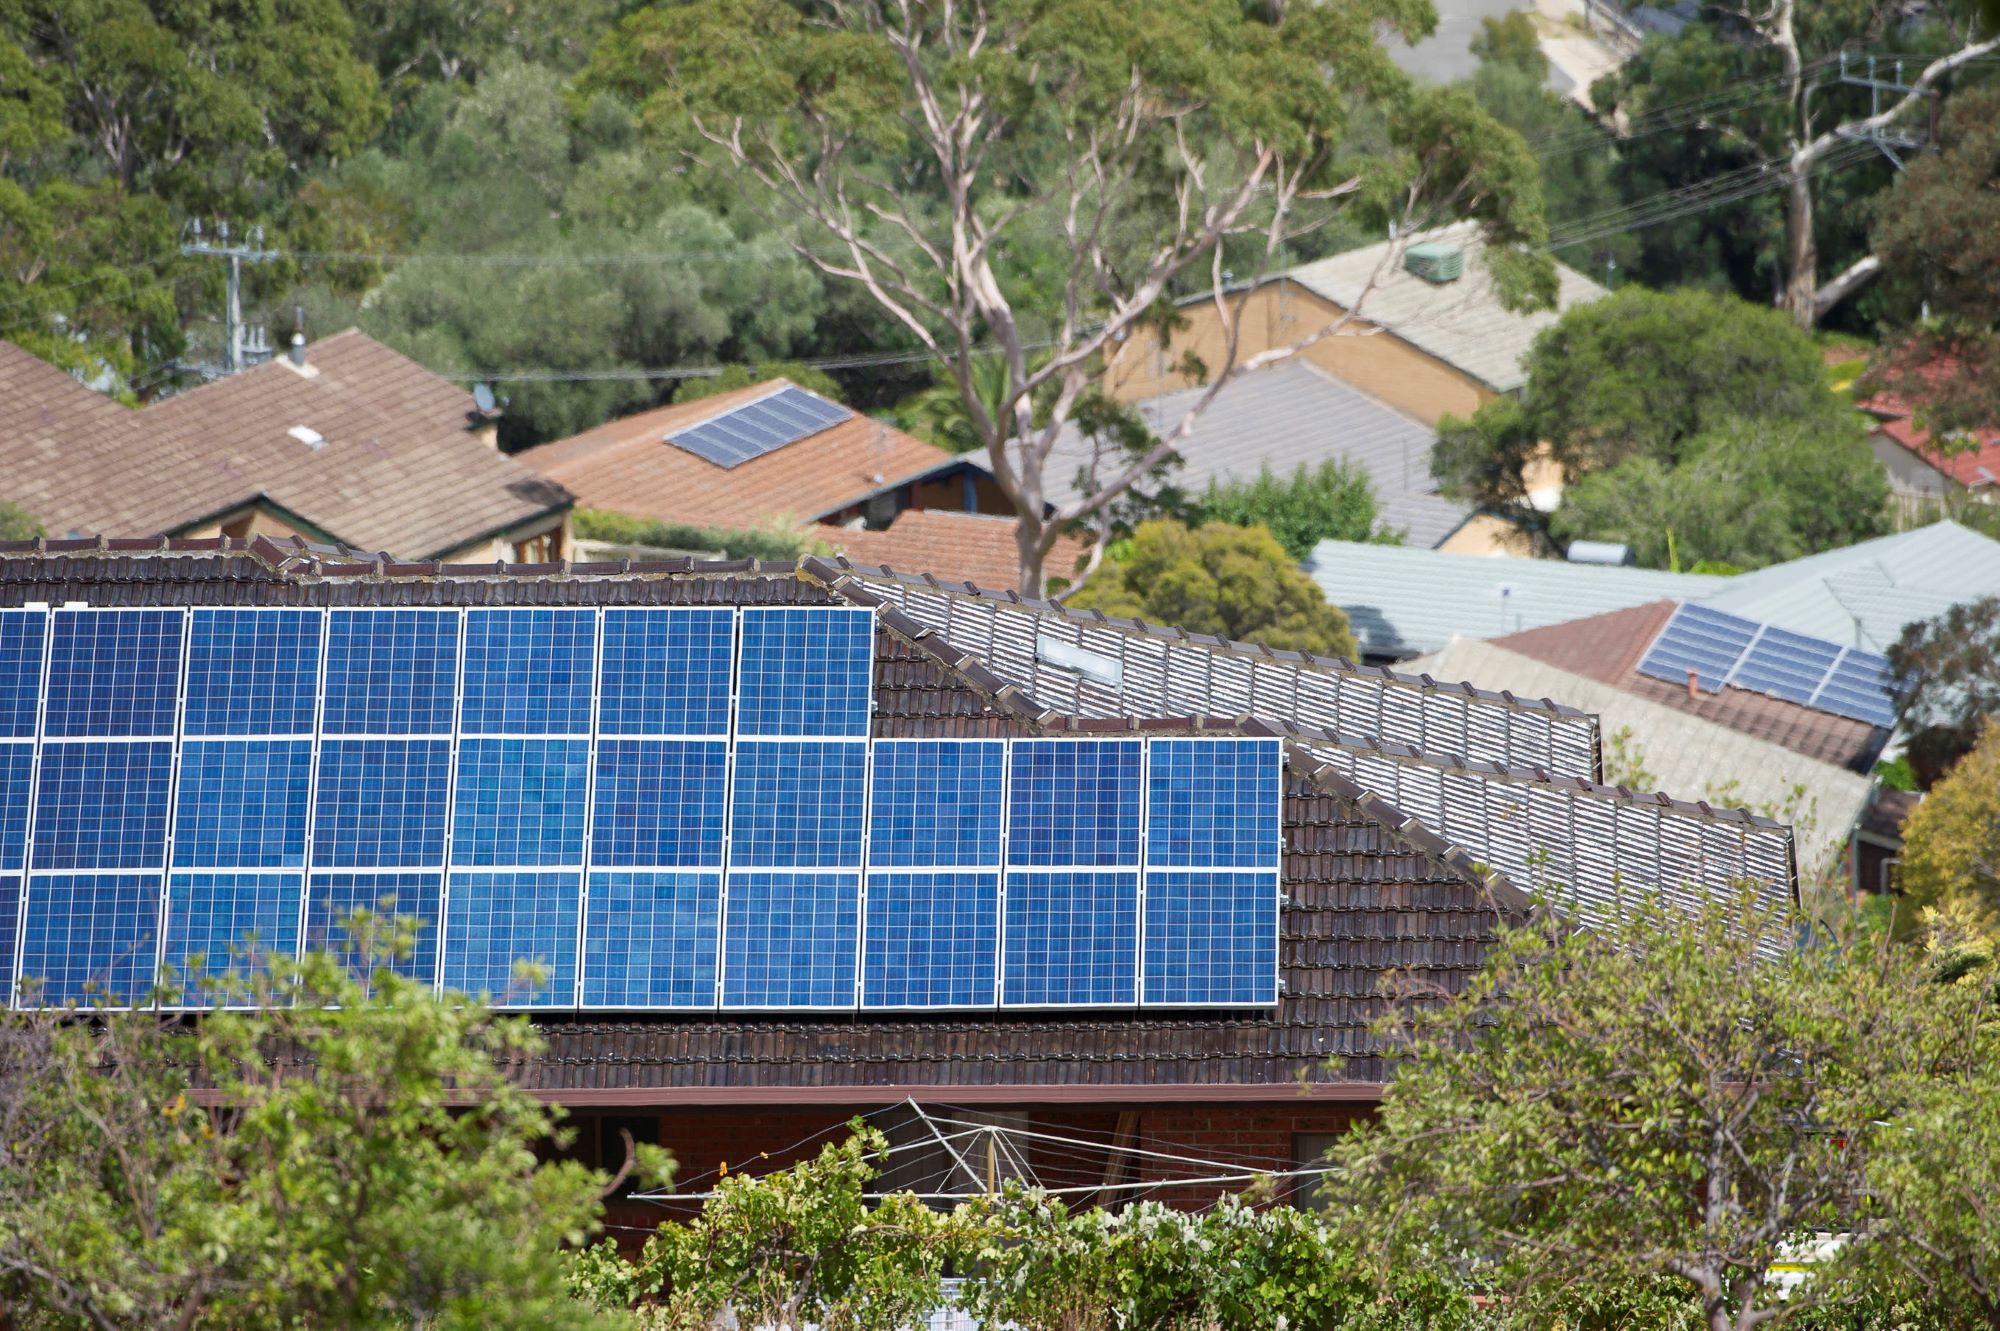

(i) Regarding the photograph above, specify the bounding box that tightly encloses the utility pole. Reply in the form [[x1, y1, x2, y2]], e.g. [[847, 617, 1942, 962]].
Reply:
[[181, 220, 279, 374]]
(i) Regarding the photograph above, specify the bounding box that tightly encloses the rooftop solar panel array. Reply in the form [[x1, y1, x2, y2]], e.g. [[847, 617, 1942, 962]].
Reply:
[[1636, 602, 1902, 729], [664, 386, 853, 469], [5, 603, 1285, 1013]]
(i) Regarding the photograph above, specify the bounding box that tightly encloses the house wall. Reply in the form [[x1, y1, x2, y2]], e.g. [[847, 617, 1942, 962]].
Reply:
[[1869, 428, 1956, 500], [434, 509, 573, 564], [179, 505, 314, 545], [582, 1100, 1375, 1245], [1102, 281, 1497, 427]]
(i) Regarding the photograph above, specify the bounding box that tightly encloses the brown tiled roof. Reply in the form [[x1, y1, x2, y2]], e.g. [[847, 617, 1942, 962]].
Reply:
[[1494, 600, 1886, 773], [0, 334, 571, 557], [521, 380, 962, 530], [821, 510, 1092, 594]]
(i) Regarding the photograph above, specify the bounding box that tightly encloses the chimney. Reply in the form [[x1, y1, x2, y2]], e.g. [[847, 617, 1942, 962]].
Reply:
[[1686, 668, 1699, 699]]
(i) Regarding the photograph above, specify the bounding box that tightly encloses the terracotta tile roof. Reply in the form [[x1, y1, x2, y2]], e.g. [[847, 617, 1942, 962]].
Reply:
[[0, 333, 571, 557], [821, 510, 1091, 593], [1494, 600, 1886, 772], [521, 380, 963, 530], [1868, 415, 2000, 489]]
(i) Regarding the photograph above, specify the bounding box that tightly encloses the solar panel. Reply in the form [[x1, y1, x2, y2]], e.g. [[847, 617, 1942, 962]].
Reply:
[[0, 608, 48, 739], [311, 739, 452, 867], [590, 740, 727, 867], [580, 871, 720, 1007], [1004, 741, 1143, 1006], [863, 871, 998, 1007], [172, 740, 311, 868], [720, 872, 860, 1008], [1143, 738, 1282, 1007], [322, 610, 458, 735], [5, 599, 1289, 1015], [1636, 603, 1758, 694], [43, 609, 183, 737], [664, 386, 853, 469], [460, 610, 595, 735], [184, 609, 320, 736], [598, 609, 733, 736], [32, 742, 174, 869], [303, 872, 442, 982], [20, 873, 160, 1005], [450, 738, 589, 867], [441, 870, 581, 1006], [1636, 602, 1905, 729], [736, 608, 873, 737], [162, 872, 302, 981]]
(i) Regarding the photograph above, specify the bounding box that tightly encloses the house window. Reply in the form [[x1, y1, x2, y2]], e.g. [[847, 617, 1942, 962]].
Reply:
[[1291, 1132, 1343, 1211], [512, 528, 562, 563]]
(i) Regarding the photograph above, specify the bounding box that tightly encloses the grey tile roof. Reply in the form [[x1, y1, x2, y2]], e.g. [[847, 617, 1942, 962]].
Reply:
[[1285, 222, 1610, 394], [807, 558, 1604, 779], [1409, 638, 1872, 877], [1695, 520, 2000, 652], [1015, 360, 1476, 549], [1302, 540, 1726, 658]]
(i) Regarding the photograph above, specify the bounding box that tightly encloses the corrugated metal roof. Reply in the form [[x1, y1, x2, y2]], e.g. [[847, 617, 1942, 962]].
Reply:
[[1011, 359, 1475, 549], [1695, 521, 2000, 651], [1411, 638, 1871, 878], [1302, 540, 1726, 657], [1284, 222, 1610, 393]]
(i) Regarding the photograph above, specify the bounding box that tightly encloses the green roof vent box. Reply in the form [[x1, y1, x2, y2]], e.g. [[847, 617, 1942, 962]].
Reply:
[[1404, 242, 1465, 284]]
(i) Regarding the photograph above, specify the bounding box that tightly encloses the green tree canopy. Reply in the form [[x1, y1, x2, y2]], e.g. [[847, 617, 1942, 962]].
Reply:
[[1068, 519, 1358, 659], [1330, 888, 1975, 1331], [1190, 460, 1399, 560], [1895, 720, 2000, 932], [1468, 10, 1546, 79], [583, 0, 1553, 596], [1546, 415, 1889, 570], [0, 918, 649, 1330], [672, 361, 844, 406], [1888, 594, 2000, 786]]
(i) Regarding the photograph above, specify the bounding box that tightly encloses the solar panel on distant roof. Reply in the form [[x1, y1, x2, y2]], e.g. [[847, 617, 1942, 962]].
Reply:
[[664, 386, 853, 468], [1636, 601, 1905, 730]]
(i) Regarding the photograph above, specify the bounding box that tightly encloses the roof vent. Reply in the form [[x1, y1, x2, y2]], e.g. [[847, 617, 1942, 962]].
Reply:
[[288, 425, 326, 450], [1035, 634, 1123, 688], [1566, 540, 1635, 566], [1404, 242, 1465, 284]]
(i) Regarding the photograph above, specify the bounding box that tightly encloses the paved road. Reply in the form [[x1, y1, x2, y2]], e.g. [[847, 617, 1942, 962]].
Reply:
[[1386, 0, 1530, 85]]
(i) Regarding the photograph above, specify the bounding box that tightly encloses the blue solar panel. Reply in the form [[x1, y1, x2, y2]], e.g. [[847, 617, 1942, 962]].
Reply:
[[1636, 603, 1759, 693], [720, 872, 859, 1008], [1143, 871, 1277, 1005], [322, 610, 459, 735], [441, 870, 581, 1006], [0, 744, 30, 871], [459, 610, 596, 735], [590, 740, 727, 867], [183, 609, 321, 736], [162, 872, 302, 981], [1731, 626, 1841, 705], [1002, 870, 1138, 1006], [862, 871, 998, 1008], [44, 609, 183, 737], [450, 738, 588, 866], [19, 873, 160, 1005], [172, 740, 311, 868], [311, 739, 451, 867], [730, 741, 866, 868], [1007, 740, 1142, 866], [32, 742, 173, 869], [736, 608, 872, 737], [598, 609, 734, 736], [580, 871, 720, 1007], [665, 386, 853, 469], [0, 610, 47, 738], [1813, 650, 1901, 728], [0, 875, 18, 1001], [1146, 739, 1282, 869], [868, 740, 1004, 868], [303, 871, 441, 982]]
